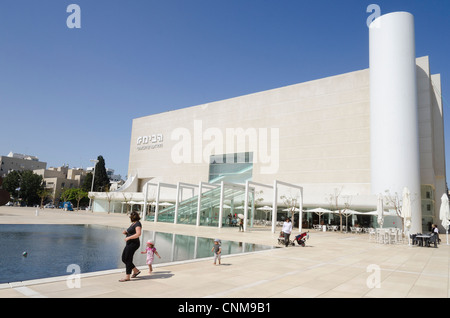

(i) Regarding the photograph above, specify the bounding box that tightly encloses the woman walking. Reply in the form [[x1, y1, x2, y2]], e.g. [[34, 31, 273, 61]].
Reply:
[[119, 211, 142, 282]]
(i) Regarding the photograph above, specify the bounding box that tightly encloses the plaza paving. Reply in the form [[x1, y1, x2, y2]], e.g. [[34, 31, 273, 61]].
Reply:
[[0, 206, 449, 298]]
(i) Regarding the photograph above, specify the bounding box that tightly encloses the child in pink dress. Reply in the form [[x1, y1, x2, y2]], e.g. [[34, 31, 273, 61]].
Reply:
[[141, 240, 161, 274]]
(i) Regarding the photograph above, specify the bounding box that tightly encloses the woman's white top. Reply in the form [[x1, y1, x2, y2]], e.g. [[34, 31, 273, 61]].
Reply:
[[282, 221, 292, 234]]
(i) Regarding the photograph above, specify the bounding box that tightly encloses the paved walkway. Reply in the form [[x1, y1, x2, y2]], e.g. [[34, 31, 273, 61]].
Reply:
[[1, 206, 449, 298]]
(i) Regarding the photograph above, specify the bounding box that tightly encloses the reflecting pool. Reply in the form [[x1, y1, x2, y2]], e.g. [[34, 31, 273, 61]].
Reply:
[[0, 224, 274, 284]]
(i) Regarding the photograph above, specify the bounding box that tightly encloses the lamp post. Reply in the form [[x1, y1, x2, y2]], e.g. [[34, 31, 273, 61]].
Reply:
[[88, 159, 99, 212]]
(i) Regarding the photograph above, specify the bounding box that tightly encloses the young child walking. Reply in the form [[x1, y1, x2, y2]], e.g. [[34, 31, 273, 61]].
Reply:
[[141, 240, 161, 274], [211, 238, 221, 265]]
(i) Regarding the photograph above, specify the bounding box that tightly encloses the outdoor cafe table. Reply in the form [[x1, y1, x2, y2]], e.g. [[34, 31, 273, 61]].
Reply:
[[328, 225, 338, 231], [415, 234, 432, 247]]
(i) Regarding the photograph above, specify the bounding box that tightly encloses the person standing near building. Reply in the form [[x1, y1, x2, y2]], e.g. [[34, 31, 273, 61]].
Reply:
[[238, 217, 244, 232], [211, 239, 221, 265], [432, 224, 441, 244], [119, 211, 142, 282], [282, 217, 293, 247]]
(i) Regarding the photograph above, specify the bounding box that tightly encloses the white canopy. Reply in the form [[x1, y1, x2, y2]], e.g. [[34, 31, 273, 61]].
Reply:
[[283, 207, 300, 212], [158, 202, 174, 207], [401, 187, 412, 230], [257, 206, 273, 211], [334, 209, 361, 215], [439, 193, 450, 230], [128, 201, 145, 205], [304, 207, 333, 214], [439, 193, 450, 245]]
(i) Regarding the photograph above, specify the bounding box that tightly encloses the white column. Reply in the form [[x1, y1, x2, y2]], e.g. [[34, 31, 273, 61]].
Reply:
[[194, 236, 198, 259], [154, 183, 160, 223], [369, 12, 422, 234], [174, 182, 180, 224], [196, 182, 202, 226], [142, 182, 149, 219], [298, 188, 303, 233], [272, 180, 278, 233], [243, 181, 249, 232], [218, 181, 224, 228], [251, 190, 255, 227], [171, 233, 176, 262]]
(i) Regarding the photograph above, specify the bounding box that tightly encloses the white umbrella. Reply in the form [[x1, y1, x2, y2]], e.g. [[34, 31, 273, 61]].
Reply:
[[158, 202, 174, 207], [377, 194, 384, 228], [305, 207, 333, 214], [339, 209, 352, 233], [439, 193, 450, 245], [129, 201, 145, 205], [257, 206, 273, 222], [401, 187, 412, 245], [333, 209, 361, 233], [364, 211, 380, 215], [334, 209, 361, 215], [305, 207, 333, 228], [282, 208, 300, 212]]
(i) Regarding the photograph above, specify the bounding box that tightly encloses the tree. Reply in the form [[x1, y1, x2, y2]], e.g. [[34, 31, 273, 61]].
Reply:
[[0, 176, 11, 206], [60, 188, 88, 210], [383, 190, 402, 217], [122, 193, 132, 213], [2, 171, 21, 201], [281, 191, 300, 222], [81, 172, 93, 192], [60, 188, 71, 204], [74, 189, 88, 210], [37, 188, 53, 208], [93, 156, 110, 192], [3, 170, 43, 206], [383, 189, 413, 235], [327, 187, 351, 233], [104, 188, 113, 214]]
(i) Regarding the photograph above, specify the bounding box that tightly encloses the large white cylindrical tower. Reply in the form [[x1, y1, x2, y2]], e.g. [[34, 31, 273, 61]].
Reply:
[[369, 12, 422, 233]]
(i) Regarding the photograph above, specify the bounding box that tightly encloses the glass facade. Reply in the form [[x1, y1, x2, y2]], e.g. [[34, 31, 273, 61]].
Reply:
[[147, 183, 255, 228], [208, 152, 253, 184]]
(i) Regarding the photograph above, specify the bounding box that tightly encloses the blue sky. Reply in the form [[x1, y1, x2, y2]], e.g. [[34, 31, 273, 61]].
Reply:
[[0, 0, 449, 182]]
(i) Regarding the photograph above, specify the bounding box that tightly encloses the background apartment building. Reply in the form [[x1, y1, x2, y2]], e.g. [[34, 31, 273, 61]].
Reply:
[[0, 152, 47, 177], [33, 166, 88, 205]]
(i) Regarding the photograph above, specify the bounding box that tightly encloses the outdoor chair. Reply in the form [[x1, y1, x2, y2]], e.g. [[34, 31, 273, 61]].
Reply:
[[388, 228, 398, 244], [368, 228, 376, 241], [410, 233, 418, 245], [396, 228, 404, 244], [376, 228, 389, 244]]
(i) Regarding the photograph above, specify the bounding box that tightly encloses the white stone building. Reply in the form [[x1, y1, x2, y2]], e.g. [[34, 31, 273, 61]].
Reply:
[[91, 12, 446, 234]]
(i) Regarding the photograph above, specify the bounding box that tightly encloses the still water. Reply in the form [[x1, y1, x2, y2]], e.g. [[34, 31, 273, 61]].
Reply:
[[0, 224, 274, 284]]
